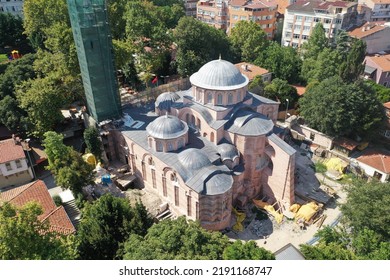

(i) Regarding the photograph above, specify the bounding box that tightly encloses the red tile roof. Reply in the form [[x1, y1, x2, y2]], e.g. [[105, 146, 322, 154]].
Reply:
[[333, 137, 359, 151], [365, 54, 390, 72], [0, 138, 26, 164], [235, 62, 270, 81], [357, 149, 390, 174], [292, 85, 306, 96], [0, 180, 75, 235], [384, 102, 390, 110], [349, 22, 388, 39]]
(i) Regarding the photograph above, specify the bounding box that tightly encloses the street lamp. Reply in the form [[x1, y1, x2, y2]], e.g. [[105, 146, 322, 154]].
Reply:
[[284, 98, 289, 122]]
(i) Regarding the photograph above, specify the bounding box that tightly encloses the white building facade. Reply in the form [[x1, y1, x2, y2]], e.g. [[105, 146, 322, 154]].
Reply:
[[0, 0, 24, 17], [359, 0, 390, 22], [282, 0, 358, 48]]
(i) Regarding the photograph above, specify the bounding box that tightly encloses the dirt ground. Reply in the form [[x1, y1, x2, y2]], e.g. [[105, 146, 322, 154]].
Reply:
[[227, 146, 347, 253]]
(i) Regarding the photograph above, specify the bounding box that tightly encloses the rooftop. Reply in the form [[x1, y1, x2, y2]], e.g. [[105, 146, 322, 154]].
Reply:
[[235, 62, 270, 81], [349, 22, 389, 39], [357, 149, 390, 174], [384, 102, 390, 110], [0, 180, 75, 235], [0, 138, 26, 164], [365, 54, 390, 72], [287, 0, 356, 12]]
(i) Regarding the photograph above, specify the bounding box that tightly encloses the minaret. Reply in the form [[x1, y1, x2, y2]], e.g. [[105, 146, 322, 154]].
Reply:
[[67, 0, 122, 123]]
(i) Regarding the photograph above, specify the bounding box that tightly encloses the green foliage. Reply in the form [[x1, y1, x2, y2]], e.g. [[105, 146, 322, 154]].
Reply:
[[16, 76, 65, 138], [77, 195, 153, 260], [300, 23, 328, 60], [43, 131, 94, 195], [339, 39, 366, 83], [53, 195, 62, 207], [300, 242, 357, 260], [299, 76, 384, 138], [248, 75, 265, 95], [174, 17, 232, 76], [83, 127, 103, 161], [255, 42, 302, 84], [314, 162, 327, 173], [229, 20, 268, 63], [0, 13, 32, 53], [0, 95, 26, 132], [263, 78, 299, 109], [0, 202, 76, 260], [301, 48, 342, 84], [223, 240, 275, 260], [341, 180, 390, 240], [335, 30, 351, 59], [364, 80, 390, 103], [123, 216, 230, 260]]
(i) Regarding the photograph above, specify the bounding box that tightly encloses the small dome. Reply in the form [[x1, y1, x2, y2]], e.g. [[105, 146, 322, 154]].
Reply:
[[190, 59, 249, 90], [217, 143, 239, 161], [204, 172, 234, 195], [178, 148, 211, 175], [155, 92, 180, 112], [227, 110, 274, 136], [146, 115, 188, 139]]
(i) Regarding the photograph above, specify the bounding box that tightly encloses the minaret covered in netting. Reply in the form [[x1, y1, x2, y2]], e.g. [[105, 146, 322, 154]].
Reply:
[[67, 0, 122, 123]]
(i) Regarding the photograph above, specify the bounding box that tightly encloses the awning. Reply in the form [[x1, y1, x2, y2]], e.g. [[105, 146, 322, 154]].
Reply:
[[364, 65, 377, 75]]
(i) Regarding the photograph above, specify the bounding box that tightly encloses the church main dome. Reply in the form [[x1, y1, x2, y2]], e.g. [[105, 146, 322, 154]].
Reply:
[[146, 115, 188, 139], [190, 59, 249, 90]]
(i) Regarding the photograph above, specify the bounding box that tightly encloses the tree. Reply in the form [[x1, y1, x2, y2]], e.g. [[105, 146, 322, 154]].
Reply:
[[248, 75, 266, 95], [263, 78, 299, 109], [365, 80, 390, 103], [301, 48, 342, 83], [77, 195, 153, 260], [223, 240, 275, 260], [43, 131, 94, 195], [255, 42, 302, 84], [300, 23, 328, 60], [16, 76, 65, 137], [83, 127, 103, 162], [299, 76, 384, 138], [339, 39, 366, 83], [0, 202, 76, 260], [229, 20, 268, 63], [174, 17, 233, 76], [0, 13, 32, 54], [0, 95, 26, 132], [335, 30, 351, 59], [123, 216, 230, 260], [341, 180, 390, 240]]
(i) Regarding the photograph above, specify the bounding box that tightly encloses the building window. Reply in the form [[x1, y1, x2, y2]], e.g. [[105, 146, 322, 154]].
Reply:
[[162, 175, 167, 197], [384, 82, 388, 87], [335, 18, 342, 24], [15, 159, 22, 168], [5, 162, 12, 171], [296, 15, 303, 21], [305, 16, 312, 22], [314, 17, 320, 22], [386, 72, 390, 78], [217, 94, 223, 105], [293, 34, 300, 39], [302, 35, 309, 40], [310, 132, 315, 140], [207, 92, 213, 103], [178, 138, 184, 149], [232, 15, 238, 20], [187, 195, 192, 217], [303, 26, 311, 31], [324, 19, 331, 24], [336, 8, 342, 13], [240, 16, 247, 20], [237, 92, 241, 102], [228, 93, 233, 104], [167, 142, 174, 151], [148, 157, 154, 165], [156, 141, 163, 152], [196, 202, 199, 220], [152, 169, 156, 188], [294, 25, 301, 30], [174, 186, 179, 206]]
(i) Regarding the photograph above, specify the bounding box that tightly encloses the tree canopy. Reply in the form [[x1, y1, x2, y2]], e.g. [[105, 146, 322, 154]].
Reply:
[[263, 78, 299, 109], [77, 194, 153, 260], [84, 127, 103, 161], [339, 39, 366, 83], [299, 76, 384, 138], [223, 240, 275, 260], [0, 13, 32, 54], [0, 202, 76, 260], [229, 20, 268, 63], [300, 23, 328, 60]]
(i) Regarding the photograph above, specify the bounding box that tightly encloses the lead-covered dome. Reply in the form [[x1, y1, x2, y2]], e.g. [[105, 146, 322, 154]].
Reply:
[[146, 115, 188, 139], [217, 143, 240, 161], [190, 59, 249, 90], [178, 148, 211, 175]]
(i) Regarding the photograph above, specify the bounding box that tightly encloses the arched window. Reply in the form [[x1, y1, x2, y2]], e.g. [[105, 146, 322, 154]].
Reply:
[[228, 93, 233, 104], [217, 93, 223, 105], [148, 157, 154, 165], [167, 142, 174, 151], [196, 118, 201, 130], [156, 141, 163, 152], [148, 138, 152, 148], [178, 138, 184, 149], [210, 132, 215, 143], [207, 92, 213, 104], [237, 92, 241, 102]]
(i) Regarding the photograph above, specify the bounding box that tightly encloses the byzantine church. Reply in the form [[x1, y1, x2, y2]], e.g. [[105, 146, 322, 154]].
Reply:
[[120, 59, 296, 230]]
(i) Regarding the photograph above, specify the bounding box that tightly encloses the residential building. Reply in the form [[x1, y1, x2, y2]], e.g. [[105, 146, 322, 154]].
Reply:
[[358, 0, 390, 22], [349, 22, 390, 54], [0, 138, 33, 189], [364, 54, 390, 87], [382, 101, 390, 139], [0, 180, 76, 235], [67, 0, 122, 123], [228, 0, 278, 39], [0, 0, 24, 17], [276, 0, 294, 14], [116, 58, 296, 231], [235, 62, 272, 82], [183, 0, 199, 17], [355, 149, 390, 182], [197, 0, 230, 30], [282, 0, 358, 48]]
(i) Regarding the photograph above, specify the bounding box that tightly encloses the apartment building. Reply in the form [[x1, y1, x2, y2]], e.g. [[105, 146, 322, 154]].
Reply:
[[183, 0, 199, 17], [349, 21, 390, 54], [358, 0, 390, 22], [229, 0, 278, 38], [0, 0, 23, 17], [282, 0, 358, 48], [197, 0, 230, 30]]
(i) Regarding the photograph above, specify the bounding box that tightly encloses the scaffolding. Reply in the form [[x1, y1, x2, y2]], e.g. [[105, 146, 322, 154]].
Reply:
[[67, 0, 122, 123]]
